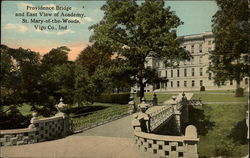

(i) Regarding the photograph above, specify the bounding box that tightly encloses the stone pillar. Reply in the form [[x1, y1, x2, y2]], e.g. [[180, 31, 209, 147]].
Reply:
[[153, 93, 158, 106], [55, 98, 70, 136], [171, 96, 181, 135], [137, 101, 151, 133], [184, 125, 199, 158], [128, 93, 136, 114], [182, 92, 189, 124], [29, 112, 38, 129]]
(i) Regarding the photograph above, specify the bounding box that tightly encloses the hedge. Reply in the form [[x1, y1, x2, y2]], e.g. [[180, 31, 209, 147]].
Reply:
[[95, 93, 130, 104]]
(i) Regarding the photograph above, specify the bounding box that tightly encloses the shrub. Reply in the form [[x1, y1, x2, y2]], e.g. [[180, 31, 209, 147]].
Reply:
[[235, 88, 244, 97], [200, 86, 205, 91], [95, 93, 130, 104]]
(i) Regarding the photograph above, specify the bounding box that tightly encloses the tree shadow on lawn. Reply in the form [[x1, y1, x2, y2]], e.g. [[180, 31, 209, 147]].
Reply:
[[188, 105, 215, 136], [228, 118, 248, 144]]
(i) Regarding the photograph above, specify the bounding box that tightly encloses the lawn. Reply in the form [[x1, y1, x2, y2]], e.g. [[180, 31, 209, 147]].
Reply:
[[192, 93, 249, 157], [133, 92, 178, 104], [192, 91, 248, 102]]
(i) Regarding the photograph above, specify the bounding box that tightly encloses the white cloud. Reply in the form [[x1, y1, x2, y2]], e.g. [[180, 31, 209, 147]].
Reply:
[[4, 23, 28, 32], [83, 17, 93, 22]]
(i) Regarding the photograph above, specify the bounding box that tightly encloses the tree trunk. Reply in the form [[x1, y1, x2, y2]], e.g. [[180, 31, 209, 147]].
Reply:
[[235, 79, 243, 97]]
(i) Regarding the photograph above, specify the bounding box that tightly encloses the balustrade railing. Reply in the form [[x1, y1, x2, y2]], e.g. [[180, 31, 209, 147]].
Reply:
[[69, 106, 129, 132], [149, 105, 173, 131]]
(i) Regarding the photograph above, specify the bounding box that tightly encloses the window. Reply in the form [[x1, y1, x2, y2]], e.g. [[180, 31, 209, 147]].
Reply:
[[158, 71, 161, 77], [177, 69, 180, 77], [200, 68, 203, 76], [208, 40, 211, 45], [184, 69, 187, 77], [208, 47, 211, 52], [230, 80, 233, 85], [200, 80, 203, 86], [184, 81, 187, 87], [191, 45, 194, 53], [161, 82, 165, 88], [171, 70, 173, 78], [199, 44, 202, 53], [208, 73, 212, 80], [177, 81, 180, 87], [178, 152, 184, 157], [192, 80, 195, 87], [245, 78, 248, 85], [171, 81, 173, 87], [165, 70, 167, 77], [192, 68, 195, 76]]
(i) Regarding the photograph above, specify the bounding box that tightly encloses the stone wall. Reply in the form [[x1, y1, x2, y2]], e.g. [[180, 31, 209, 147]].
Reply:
[[132, 93, 199, 157], [0, 99, 70, 146], [134, 125, 199, 158], [0, 128, 38, 146], [0, 112, 69, 146]]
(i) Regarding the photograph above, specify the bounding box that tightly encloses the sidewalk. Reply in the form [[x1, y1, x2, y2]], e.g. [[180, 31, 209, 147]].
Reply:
[[0, 135, 143, 158]]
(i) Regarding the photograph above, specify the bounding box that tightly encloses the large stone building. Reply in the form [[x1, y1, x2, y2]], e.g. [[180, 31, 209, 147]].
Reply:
[[132, 32, 249, 92]]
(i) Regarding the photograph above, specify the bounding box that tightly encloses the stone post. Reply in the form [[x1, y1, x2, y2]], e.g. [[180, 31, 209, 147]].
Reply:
[[184, 125, 199, 158], [128, 93, 136, 114], [182, 92, 189, 124], [153, 93, 158, 106], [137, 100, 151, 133], [171, 96, 181, 135], [55, 98, 70, 136], [29, 112, 38, 129]]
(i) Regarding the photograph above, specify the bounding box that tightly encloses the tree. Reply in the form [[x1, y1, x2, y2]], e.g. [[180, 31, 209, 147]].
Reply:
[[89, 0, 190, 101], [41, 46, 70, 72], [0, 45, 41, 105], [209, 0, 249, 96]]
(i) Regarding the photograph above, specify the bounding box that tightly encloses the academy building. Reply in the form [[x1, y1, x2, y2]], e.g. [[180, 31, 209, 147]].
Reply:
[[131, 32, 249, 92]]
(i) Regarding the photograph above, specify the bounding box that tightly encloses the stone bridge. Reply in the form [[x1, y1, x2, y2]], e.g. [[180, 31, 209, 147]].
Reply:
[[132, 93, 199, 158]]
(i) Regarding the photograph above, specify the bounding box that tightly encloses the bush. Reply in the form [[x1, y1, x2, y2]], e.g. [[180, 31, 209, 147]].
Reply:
[[200, 86, 205, 91], [95, 93, 130, 104], [235, 88, 244, 97]]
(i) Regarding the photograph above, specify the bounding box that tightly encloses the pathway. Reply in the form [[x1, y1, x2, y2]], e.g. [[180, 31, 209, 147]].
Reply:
[[0, 115, 144, 158]]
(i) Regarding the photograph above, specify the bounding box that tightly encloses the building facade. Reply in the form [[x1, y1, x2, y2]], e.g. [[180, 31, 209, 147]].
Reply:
[[132, 32, 249, 92]]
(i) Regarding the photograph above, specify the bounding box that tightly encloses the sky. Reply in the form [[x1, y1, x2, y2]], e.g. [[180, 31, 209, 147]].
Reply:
[[1, 1, 218, 60]]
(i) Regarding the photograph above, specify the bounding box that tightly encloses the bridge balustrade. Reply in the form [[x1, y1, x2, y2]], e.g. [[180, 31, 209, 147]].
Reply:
[[132, 93, 199, 158]]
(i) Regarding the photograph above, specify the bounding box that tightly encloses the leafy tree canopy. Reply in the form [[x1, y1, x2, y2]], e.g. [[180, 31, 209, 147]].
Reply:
[[89, 0, 190, 100], [209, 0, 249, 88]]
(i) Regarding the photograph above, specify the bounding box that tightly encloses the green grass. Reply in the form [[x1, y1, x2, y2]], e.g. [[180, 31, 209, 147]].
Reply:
[[191, 92, 249, 157], [3, 103, 32, 116], [134, 93, 177, 104], [192, 92, 248, 102]]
